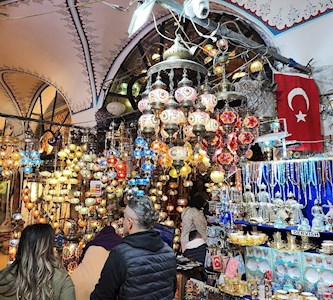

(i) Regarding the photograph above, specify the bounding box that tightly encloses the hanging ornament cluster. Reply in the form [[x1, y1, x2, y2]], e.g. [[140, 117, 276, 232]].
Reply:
[[73, 151, 127, 222], [20, 150, 42, 174], [127, 137, 157, 197], [0, 139, 21, 178], [149, 175, 169, 215], [21, 186, 34, 211], [201, 38, 260, 174], [16, 130, 89, 228], [138, 35, 214, 174], [202, 38, 234, 75], [207, 103, 259, 172], [20, 129, 43, 175], [73, 123, 132, 225], [138, 35, 260, 180]]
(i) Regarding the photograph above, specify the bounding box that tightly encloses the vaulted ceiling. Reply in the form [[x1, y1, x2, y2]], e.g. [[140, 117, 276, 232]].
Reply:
[[0, 0, 167, 116], [0, 0, 330, 135]]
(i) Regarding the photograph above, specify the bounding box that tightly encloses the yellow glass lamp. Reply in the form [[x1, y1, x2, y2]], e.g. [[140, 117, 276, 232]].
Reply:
[[169, 168, 178, 178], [210, 170, 225, 183]]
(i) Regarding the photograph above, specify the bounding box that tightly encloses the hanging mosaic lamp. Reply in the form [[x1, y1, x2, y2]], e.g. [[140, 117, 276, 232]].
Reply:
[[159, 96, 182, 139], [148, 72, 169, 111], [199, 80, 217, 113]]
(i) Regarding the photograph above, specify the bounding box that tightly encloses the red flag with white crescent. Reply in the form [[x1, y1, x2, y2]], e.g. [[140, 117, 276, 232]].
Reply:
[[274, 72, 322, 152]]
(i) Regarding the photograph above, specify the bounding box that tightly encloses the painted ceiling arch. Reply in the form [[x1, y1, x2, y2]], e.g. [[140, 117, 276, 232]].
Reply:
[[2, 71, 46, 116], [0, 0, 167, 115]]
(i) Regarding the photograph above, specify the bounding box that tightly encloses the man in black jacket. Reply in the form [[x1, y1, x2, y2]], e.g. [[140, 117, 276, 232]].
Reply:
[[90, 196, 177, 300]]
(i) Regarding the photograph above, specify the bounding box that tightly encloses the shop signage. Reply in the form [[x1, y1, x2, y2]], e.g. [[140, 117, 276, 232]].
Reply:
[[291, 230, 320, 237], [90, 180, 102, 196]]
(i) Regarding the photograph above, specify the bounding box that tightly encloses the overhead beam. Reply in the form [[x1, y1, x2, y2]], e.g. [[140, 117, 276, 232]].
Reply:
[[0, 112, 85, 130], [157, 0, 311, 74]]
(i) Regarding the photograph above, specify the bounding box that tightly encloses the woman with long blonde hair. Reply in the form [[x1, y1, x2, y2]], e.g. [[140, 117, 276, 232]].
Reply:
[[0, 223, 75, 300]]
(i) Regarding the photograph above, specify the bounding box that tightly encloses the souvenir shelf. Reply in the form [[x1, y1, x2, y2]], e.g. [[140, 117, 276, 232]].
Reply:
[[240, 158, 333, 233], [233, 158, 333, 298], [244, 246, 333, 295]]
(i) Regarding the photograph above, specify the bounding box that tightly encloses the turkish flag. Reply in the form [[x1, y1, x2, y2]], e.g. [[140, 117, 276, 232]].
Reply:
[[275, 72, 322, 152]]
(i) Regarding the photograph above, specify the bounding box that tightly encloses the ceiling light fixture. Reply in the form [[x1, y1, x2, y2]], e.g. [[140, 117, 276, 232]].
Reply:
[[128, 0, 156, 37]]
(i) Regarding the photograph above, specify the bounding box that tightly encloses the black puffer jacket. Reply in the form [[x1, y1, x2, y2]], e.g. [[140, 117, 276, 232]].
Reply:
[[90, 230, 177, 300]]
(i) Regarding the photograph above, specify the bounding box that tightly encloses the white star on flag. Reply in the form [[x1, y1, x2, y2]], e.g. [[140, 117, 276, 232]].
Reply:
[[295, 110, 307, 122]]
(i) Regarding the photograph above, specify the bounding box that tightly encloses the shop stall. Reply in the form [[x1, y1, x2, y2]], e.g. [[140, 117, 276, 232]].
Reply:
[[0, 3, 332, 299]]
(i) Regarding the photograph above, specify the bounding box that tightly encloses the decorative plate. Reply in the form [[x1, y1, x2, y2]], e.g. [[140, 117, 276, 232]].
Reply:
[[247, 258, 257, 272], [259, 260, 271, 273], [276, 264, 286, 276], [287, 266, 300, 279], [321, 270, 333, 284], [304, 268, 320, 283]]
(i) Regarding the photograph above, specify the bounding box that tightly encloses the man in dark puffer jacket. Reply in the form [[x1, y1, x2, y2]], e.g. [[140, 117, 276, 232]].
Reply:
[[90, 196, 177, 300]]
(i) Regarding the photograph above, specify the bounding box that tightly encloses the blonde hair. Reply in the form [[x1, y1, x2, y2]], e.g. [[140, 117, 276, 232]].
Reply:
[[0, 224, 61, 300]]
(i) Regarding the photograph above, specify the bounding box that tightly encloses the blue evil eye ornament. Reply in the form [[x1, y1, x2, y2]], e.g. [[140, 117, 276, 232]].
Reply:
[[135, 137, 145, 146], [141, 163, 154, 172], [19, 150, 27, 157], [143, 149, 154, 157], [20, 157, 29, 165], [129, 179, 137, 186], [22, 166, 33, 174], [32, 158, 43, 166], [30, 150, 40, 158], [133, 149, 143, 158], [136, 190, 145, 196], [142, 141, 148, 148]]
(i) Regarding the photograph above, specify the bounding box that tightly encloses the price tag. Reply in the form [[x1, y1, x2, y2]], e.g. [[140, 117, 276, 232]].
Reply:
[[291, 230, 320, 238]]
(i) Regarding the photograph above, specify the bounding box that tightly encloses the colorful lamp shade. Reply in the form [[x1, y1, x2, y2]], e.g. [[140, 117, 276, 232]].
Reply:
[[210, 170, 225, 183], [243, 115, 259, 129], [188, 109, 210, 136], [139, 112, 159, 135], [160, 107, 182, 125], [205, 118, 219, 132], [168, 146, 188, 161], [238, 131, 255, 145], [175, 85, 197, 104], [175, 70, 197, 108], [219, 110, 238, 125], [200, 92, 217, 113], [148, 73, 169, 110], [138, 98, 150, 113], [188, 110, 210, 126]]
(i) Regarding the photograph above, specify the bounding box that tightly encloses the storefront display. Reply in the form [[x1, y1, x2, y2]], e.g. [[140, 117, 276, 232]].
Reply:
[[0, 6, 332, 300]]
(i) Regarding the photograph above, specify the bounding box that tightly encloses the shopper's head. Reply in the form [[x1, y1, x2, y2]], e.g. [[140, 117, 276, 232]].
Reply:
[[0, 223, 60, 299], [124, 196, 158, 235], [0, 224, 59, 300], [188, 194, 206, 210], [16, 223, 56, 264]]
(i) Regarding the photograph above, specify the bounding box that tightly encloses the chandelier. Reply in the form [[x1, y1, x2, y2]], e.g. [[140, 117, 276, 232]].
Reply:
[[138, 35, 259, 178]]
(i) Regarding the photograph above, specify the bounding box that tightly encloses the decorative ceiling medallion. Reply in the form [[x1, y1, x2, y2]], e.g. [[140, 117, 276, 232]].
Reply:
[[223, 0, 333, 34]]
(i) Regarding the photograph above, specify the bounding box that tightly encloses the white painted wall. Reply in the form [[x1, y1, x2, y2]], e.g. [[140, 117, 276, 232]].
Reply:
[[274, 13, 333, 68]]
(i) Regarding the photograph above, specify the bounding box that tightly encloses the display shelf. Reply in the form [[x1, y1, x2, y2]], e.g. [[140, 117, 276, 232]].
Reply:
[[234, 220, 297, 231], [244, 246, 333, 295], [234, 220, 333, 238]]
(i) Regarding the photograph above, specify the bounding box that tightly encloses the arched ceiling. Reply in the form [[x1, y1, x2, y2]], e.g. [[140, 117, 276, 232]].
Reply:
[[0, 0, 330, 125], [0, 0, 167, 116]]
